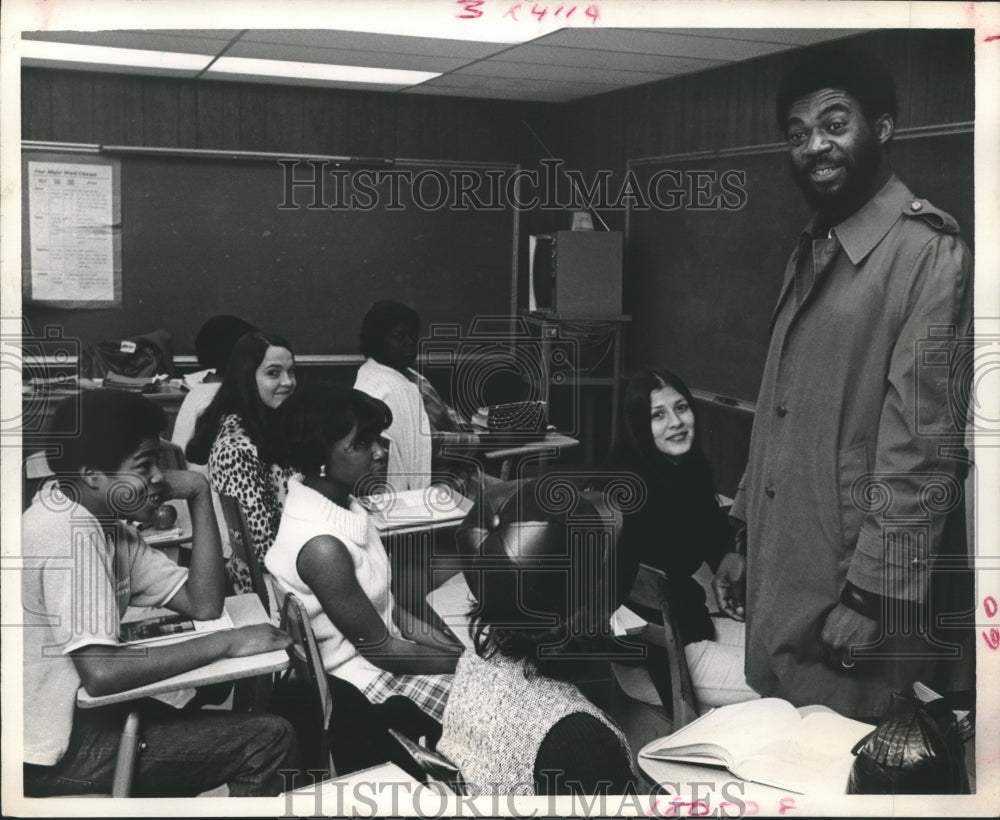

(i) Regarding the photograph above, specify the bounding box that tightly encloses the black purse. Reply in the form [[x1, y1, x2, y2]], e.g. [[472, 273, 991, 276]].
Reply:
[[847, 693, 970, 794], [82, 330, 175, 380]]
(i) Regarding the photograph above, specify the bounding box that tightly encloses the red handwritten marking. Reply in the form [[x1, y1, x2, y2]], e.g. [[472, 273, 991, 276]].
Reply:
[[532, 3, 547, 21], [745, 800, 761, 815], [984, 627, 1000, 650], [779, 797, 797, 814], [986, 595, 998, 618], [504, 3, 521, 20], [455, 0, 485, 19], [585, 3, 600, 22], [985, 34, 1000, 42]]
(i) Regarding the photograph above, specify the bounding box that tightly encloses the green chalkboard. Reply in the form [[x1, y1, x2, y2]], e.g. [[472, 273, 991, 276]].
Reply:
[[625, 131, 974, 403], [24, 151, 517, 357]]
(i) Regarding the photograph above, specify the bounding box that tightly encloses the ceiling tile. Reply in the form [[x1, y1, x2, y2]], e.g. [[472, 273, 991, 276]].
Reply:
[[499, 43, 724, 74], [21, 29, 238, 55], [452, 58, 664, 87], [541, 28, 796, 61], [226, 41, 468, 72], [238, 30, 508, 59]]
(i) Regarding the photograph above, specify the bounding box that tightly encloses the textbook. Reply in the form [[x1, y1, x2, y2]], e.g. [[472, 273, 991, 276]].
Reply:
[[639, 698, 874, 794], [119, 608, 234, 646]]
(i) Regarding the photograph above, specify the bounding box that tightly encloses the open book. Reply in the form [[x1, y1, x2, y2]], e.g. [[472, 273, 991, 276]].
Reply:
[[639, 698, 874, 794], [119, 608, 234, 646], [360, 486, 471, 532]]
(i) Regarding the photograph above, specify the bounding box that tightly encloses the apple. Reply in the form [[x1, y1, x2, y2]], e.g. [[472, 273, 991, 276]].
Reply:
[[153, 504, 178, 530]]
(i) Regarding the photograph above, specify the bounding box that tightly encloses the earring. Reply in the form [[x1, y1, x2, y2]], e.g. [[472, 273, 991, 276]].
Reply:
[[319, 464, 327, 478]]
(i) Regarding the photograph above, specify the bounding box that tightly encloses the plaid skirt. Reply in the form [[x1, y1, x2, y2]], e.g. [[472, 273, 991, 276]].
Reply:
[[362, 670, 453, 723]]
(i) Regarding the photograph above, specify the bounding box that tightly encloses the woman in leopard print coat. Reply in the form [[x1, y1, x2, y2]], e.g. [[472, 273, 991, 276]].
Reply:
[[187, 331, 297, 593]]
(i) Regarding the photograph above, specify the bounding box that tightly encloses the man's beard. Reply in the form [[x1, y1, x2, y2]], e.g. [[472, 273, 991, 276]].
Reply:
[[789, 135, 884, 220]]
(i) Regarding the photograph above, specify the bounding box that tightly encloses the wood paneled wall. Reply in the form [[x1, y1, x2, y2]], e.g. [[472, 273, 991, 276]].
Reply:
[[21, 68, 560, 165], [558, 29, 974, 180]]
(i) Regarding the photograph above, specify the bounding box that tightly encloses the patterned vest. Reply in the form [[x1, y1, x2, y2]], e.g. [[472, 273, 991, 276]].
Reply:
[[437, 650, 629, 794]]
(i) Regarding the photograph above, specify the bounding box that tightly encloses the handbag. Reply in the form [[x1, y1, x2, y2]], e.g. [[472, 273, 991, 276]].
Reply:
[[847, 692, 970, 794], [82, 329, 175, 380], [473, 400, 547, 433]]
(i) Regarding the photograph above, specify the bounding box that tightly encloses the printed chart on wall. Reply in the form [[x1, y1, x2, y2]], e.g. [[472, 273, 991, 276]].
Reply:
[[21, 151, 122, 309]]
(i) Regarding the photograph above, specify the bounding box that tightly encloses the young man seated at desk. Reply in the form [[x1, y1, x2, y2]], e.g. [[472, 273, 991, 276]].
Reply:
[[21, 391, 300, 797]]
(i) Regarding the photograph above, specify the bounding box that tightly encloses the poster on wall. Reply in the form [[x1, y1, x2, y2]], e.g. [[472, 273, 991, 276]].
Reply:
[[21, 151, 122, 309]]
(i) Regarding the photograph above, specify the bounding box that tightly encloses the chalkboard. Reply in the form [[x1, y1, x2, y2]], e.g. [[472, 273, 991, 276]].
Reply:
[[24, 151, 517, 357], [626, 131, 974, 403]]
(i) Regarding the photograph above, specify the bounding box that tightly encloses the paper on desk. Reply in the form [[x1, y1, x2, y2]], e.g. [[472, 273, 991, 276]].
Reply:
[[612, 605, 648, 636], [361, 485, 471, 531], [426, 573, 476, 649], [140, 526, 183, 544]]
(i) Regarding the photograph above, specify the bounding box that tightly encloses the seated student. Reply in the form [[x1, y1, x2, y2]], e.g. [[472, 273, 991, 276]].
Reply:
[[265, 380, 461, 732], [171, 314, 257, 456], [171, 315, 257, 575], [353, 300, 479, 493], [21, 391, 300, 797], [438, 480, 636, 795], [613, 368, 759, 709], [186, 331, 296, 593]]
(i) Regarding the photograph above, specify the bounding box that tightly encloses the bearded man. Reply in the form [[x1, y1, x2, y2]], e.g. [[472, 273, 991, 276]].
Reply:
[[714, 45, 974, 720]]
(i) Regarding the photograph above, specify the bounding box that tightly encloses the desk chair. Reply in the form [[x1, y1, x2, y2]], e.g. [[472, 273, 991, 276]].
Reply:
[[279, 593, 336, 782], [610, 563, 701, 776], [386, 729, 466, 795], [218, 494, 271, 615], [218, 494, 276, 712]]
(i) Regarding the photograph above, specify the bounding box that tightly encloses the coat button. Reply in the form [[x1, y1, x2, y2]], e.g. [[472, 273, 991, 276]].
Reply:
[[910, 557, 925, 569], [910, 200, 923, 211], [776, 404, 788, 417], [765, 487, 775, 499]]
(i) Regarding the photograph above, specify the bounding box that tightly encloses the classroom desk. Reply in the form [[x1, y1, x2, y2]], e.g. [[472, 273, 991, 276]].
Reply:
[[479, 431, 580, 480], [368, 487, 473, 629], [77, 594, 288, 708], [21, 381, 187, 440], [76, 593, 287, 796]]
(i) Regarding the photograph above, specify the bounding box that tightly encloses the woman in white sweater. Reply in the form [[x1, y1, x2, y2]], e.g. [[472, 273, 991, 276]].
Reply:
[[266, 380, 462, 731]]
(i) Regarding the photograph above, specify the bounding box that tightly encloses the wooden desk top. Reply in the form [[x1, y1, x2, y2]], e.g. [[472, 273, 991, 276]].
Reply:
[[77, 594, 287, 708]]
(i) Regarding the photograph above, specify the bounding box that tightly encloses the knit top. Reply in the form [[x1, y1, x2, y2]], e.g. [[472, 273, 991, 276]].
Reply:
[[265, 475, 401, 692], [438, 650, 630, 794]]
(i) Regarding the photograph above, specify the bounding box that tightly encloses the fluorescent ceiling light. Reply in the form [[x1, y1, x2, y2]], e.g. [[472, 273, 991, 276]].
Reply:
[[206, 56, 439, 86], [20, 39, 212, 71]]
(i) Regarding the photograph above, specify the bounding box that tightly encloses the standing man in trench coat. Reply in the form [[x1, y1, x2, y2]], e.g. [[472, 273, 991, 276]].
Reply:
[[714, 45, 974, 720]]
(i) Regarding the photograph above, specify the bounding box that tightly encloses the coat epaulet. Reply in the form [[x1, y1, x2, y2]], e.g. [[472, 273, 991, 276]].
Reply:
[[901, 198, 961, 234]]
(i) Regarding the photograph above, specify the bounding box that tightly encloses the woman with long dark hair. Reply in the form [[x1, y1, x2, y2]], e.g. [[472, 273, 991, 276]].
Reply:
[[614, 367, 758, 708], [437, 480, 635, 795], [186, 331, 297, 591]]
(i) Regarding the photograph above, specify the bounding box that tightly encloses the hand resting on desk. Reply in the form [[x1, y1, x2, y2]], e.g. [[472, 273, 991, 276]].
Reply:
[[226, 623, 293, 657]]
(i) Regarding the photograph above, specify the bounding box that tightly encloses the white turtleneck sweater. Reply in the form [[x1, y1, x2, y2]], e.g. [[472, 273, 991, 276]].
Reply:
[[265, 475, 401, 691]]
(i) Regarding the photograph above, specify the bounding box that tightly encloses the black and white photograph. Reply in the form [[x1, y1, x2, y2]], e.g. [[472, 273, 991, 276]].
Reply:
[[1, 0, 997, 816]]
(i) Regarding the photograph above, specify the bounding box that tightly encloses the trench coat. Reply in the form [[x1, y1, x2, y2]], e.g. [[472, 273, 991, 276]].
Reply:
[[730, 176, 974, 719]]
